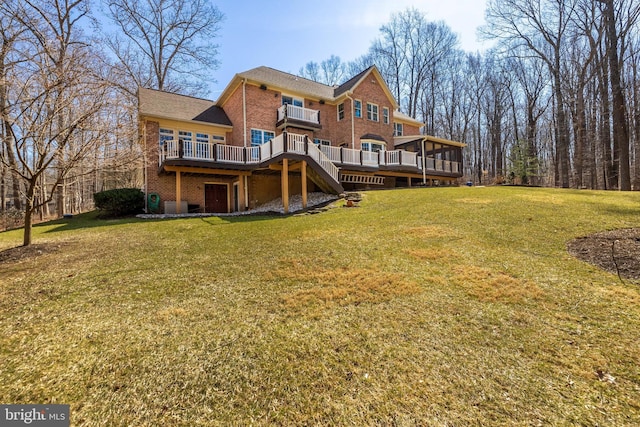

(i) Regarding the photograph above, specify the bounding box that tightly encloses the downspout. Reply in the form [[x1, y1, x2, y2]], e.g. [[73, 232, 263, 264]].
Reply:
[[242, 79, 248, 207], [421, 137, 427, 185], [142, 119, 148, 212], [345, 91, 355, 148], [242, 78, 247, 147]]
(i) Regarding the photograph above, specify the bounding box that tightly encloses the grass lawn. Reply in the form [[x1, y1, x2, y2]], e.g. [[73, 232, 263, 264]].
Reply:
[[1, 186, 639, 425]]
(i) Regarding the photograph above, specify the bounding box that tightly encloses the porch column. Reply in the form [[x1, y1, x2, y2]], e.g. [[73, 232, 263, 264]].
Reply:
[[176, 170, 182, 214], [238, 174, 245, 212], [301, 160, 308, 209], [282, 159, 289, 214]]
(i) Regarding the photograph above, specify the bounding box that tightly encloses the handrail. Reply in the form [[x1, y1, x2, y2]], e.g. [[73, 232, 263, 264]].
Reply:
[[307, 141, 340, 183], [159, 135, 461, 177], [278, 104, 320, 124]]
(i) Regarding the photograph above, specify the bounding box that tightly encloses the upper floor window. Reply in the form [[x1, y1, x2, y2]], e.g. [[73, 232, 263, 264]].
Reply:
[[393, 122, 404, 136], [250, 129, 275, 146], [196, 133, 209, 144], [282, 95, 303, 107], [313, 138, 331, 146], [178, 130, 192, 140], [354, 100, 362, 118], [383, 107, 389, 124], [337, 103, 345, 121], [159, 128, 174, 146], [367, 103, 379, 122]]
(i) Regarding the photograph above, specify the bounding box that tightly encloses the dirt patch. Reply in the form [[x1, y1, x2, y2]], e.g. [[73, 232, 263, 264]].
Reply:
[[567, 228, 640, 281], [0, 243, 65, 264]]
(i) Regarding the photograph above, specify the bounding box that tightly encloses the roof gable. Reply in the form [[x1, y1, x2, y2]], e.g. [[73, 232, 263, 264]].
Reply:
[[139, 87, 232, 126], [217, 67, 335, 106], [333, 66, 374, 97], [334, 66, 399, 109], [216, 65, 399, 109]]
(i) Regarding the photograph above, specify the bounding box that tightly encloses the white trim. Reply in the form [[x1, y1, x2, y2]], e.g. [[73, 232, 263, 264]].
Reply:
[[354, 99, 362, 119], [337, 102, 345, 121], [367, 102, 379, 122], [242, 78, 247, 147], [281, 94, 304, 107]]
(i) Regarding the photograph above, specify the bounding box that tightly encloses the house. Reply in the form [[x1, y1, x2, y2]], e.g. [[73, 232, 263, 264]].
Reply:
[[139, 65, 464, 214]]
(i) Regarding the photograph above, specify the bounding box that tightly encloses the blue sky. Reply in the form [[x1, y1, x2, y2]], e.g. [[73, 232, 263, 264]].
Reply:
[[210, 0, 489, 97]]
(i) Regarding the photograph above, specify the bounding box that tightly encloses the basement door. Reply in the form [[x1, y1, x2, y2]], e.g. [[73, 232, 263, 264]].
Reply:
[[204, 184, 228, 213]]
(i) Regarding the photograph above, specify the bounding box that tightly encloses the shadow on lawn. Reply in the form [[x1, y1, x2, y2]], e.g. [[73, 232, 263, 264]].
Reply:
[[40, 210, 285, 234]]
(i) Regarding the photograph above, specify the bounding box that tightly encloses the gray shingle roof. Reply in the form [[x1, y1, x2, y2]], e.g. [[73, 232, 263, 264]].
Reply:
[[236, 66, 335, 100], [138, 87, 232, 126], [334, 66, 375, 97]]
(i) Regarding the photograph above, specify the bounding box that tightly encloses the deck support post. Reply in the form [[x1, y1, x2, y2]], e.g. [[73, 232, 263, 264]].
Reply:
[[176, 170, 182, 214], [238, 174, 246, 212], [301, 160, 308, 209], [282, 159, 289, 214]]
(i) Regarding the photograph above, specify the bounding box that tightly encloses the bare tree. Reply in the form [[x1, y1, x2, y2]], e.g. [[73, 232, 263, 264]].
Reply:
[[596, 0, 638, 190], [0, 0, 25, 212], [299, 55, 347, 86], [485, 0, 579, 188], [0, 0, 109, 246], [371, 9, 459, 121], [104, 0, 224, 96]]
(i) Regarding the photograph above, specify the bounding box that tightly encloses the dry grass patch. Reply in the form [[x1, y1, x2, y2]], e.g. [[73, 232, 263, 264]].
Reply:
[[274, 259, 420, 313], [451, 265, 544, 304], [403, 225, 458, 239], [454, 197, 494, 205], [406, 247, 460, 262]]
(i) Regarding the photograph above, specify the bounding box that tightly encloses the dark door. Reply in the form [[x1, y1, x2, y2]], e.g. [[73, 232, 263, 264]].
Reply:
[[205, 184, 228, 213]]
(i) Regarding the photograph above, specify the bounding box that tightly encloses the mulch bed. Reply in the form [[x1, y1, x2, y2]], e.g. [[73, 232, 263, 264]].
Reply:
[[0, 243, 65, 265], [567, 228, 640, 281]]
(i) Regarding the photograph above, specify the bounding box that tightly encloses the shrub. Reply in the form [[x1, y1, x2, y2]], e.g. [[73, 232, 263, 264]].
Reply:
[[93, 188, 144, 217]]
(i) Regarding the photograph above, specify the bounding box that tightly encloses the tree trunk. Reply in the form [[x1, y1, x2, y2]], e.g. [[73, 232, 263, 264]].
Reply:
[[22, 182, 36, 246], [602, 0, 631, 190], [598, 56, 616, 189], [553, 70, 571, 188], [574, 88, 587, 188]]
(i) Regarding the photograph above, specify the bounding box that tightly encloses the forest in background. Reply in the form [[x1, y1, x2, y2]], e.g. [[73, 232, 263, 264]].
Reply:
[[1, 0, 639, 240], [300, 1, 640, 191]]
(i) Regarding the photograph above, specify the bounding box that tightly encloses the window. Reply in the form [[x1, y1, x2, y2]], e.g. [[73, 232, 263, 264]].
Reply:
[[337, 103, 345, 121], [195, 133, 210, 157], [212, 135, 225, 143], [362, 141, 386, 152], [250, 129, 275, 146], [196, 133, 209, 144], [313, 138, 331, 146], [178, 130, 192, 142], [159, 128, 174, 146], [282, 95, 303, 107], [383, 107, 389, 124], [393, 122, 404, 136], [367, 103, 379, 122], [354, 100, 362, 118], [179, 130, 193, 155]]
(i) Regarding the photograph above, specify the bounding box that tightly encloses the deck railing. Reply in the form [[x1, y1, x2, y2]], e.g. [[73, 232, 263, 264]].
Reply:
[[277, 104, 320, 125], [159, 133, 461, 177]]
